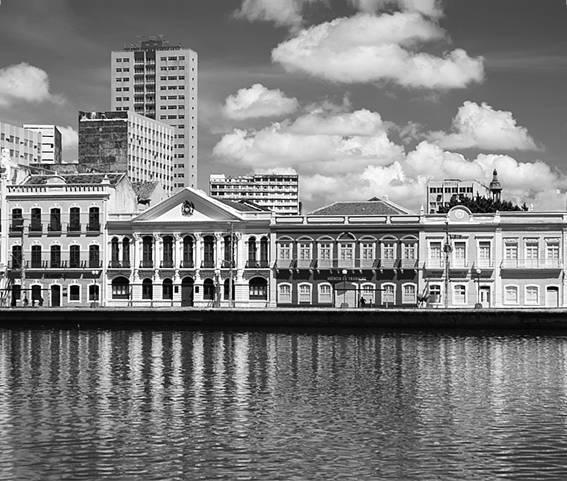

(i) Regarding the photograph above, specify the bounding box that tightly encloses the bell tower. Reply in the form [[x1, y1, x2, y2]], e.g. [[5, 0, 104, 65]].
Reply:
[[489, 169, 502, 202]]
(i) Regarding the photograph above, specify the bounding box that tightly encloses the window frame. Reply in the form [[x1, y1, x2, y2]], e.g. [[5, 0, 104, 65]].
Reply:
[[278, 283, 292, 304]]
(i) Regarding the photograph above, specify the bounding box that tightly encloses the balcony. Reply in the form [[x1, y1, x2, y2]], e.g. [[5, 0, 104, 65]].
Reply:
[[88, 260, 102, 269], [86, 223, 101, 235], [296, 259, 316, 270], [67, 224, 81, 235], [245, 260, 270, 269], [160, 260, 175, 269], [377, 258, 397, 271], [48, 223, 62, 235], [275, 258, 295, 270], [108, 260, 131, 269], [9, 224, 23, 236], [179, 260, 194, 269], [221, 260, 236, 269], [501, 258, 562, 270], [400, 258, 419, 271], [423, 259, 445, 271], [29, 223, 43, 236], [201, 259, 215, 269], [139, 260, 154, 269]]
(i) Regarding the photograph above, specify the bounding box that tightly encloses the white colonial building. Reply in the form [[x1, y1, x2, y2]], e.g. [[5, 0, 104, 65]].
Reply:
[[105, 188, 274, 308]]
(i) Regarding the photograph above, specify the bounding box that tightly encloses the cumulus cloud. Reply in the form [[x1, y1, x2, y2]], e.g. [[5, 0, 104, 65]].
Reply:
[[235, 0, 322, 30], [223, 83, 299, 120], [0, 63, 62, 106], [427, 101, 539, 151], [57, 126, 78, 150], [272, 13, 484, 89], [214, 106, 565, 212], [349, 0, 443, 18]]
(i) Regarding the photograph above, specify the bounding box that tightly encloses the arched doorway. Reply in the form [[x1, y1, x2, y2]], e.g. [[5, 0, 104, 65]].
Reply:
[[334, 282, 357, 308], [51, 285, 61, 307], [181, 277, 194, 307]]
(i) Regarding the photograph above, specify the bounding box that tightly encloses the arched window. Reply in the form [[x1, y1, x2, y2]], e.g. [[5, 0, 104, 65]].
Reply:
[[224, 235, 235, 267], [361, 283, 376, 305], [31, 245, 42, 268], [142, 278, 153, 300], [162, 278, 173, 300], [402, 283, 417, 304], [224, 278, 235, 300], [11, 208, 23, 232], [260, 237, 269, 266], [89, 245, 100, 268], [504, 285, 519, 305], [122, 238, 130, 267], [381, 283, 395, 305], [318, 283, 332, 304], [88, 207, 100, 232], [248, 237, 257, 265], [249, 277, 267, 300], [203, 236, 215, 268], [142, 236, 153, 268], [69, 207, 81, 232], [49, 208, 61, 232], [278, 283, 292, 304], [203, 278, 215, 300], [183, 236, 194, 268], [30, 207, 42, 232], [50, 245, 60, 268], [162, 236, 174, 268], [11, 245, 22, 269], [89, 285, 99, 302], [69, 245, 81, 268], [112, 277, 129, 299], [298, 283, 312, 304], [111, 237, 120, 267], [31, 285, 42, 305]]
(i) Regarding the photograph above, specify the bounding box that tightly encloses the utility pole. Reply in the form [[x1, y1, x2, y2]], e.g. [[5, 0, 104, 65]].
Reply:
[[228, 221, 234, 308], [443, 220, 452, 309]]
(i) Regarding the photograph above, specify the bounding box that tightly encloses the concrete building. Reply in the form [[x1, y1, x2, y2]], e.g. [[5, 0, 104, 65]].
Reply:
[[78, 111, 174, 195], [427, 178, 489, 213], [22, 125, 62, 165], [111, 38, 198, 190], [209, 173, 300, 215], [0, 121, 42, 165]]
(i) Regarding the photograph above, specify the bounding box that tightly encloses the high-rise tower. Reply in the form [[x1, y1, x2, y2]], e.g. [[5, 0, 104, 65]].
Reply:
[[111, 38, 198, 190]]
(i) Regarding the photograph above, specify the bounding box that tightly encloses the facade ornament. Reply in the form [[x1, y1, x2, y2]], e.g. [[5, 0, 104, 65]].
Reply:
[[181, 200, 195, 216]]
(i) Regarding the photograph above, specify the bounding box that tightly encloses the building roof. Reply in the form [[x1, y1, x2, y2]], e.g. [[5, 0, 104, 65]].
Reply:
[[218, 199, 270, 212], [24, 173, 126, 186], [309, 198, 410, 216], [133, 181, 160, 202]]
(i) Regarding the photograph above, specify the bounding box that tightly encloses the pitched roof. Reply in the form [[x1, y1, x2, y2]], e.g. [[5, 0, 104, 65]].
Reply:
[[309, 197, 410, 216], [218, 199, 270, 212], [25, 173, 126, 186]]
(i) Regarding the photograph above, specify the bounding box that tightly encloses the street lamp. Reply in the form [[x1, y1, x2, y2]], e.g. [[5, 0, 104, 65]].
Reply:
[[475, 267, 482, 308], [341, 269, 348, 307], [91, 270, 99, 307]]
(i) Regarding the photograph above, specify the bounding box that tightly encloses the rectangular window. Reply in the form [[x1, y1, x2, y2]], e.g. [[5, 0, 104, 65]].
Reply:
[[298, 243, 312, 261], [339, 243, 354, 260], [382, 242, 396, 260], [454, 285, 467, 305], [546, 241, 560, 266], [402, 284, 417, 304], [382, 285, 395, 305], [429, 284, 442, 305], [69, 245, 81, 268], [298, 284, 312, 304], [361, 243, 374, 260], [319, 243, 332, 260], [69, 285, 80, 302], [279, 243, 291, 260], [505, 286, 519, 305], [429, 241, 442, 267], [526, 286, 539, 305], [319, 284, 332, 304], [525, 240, 539, 267], [402, 243, 416, 260], [478, 241, 491, 267], [454, 242, 466, 267], [278, 284, 291, 304]]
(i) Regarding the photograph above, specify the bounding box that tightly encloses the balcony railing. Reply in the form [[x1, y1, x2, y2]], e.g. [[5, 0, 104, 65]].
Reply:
[[87, 223, 101, 234], [221, 260, 236, 269], [501, 258, 562, 269], [67, 223, 81, 234], [160, 260, 175, 269], [180, 260, 194, 269], [423, 259, 445, 270], [108, 260, 131, 269], [140, 260, 154, 269], [278, 258, 419, 271], [48, 223, 62, 234], [29, 223, 42, 234], [201, 259, 215, 269], [245, 260, 270, 269]]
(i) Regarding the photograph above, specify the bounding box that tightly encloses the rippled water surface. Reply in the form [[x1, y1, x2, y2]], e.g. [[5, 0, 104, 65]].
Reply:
[[2, 328, 567, 480]]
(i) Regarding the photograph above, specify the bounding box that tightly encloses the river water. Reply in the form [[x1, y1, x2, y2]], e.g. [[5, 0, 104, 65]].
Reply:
[[1, 328, 567, 480]]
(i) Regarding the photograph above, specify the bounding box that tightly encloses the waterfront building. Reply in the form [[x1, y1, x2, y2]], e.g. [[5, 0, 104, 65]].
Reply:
[[420, 205, 564, 308], [105, 187, 274, 308], [78, 111, 175, 195], [427, 178, 488, 213], [1, 172, 138, 308], [209, 173, 300, 215], [272, 198, 421, 308], [0, 121, 42, 165], [22, 125, 62, 165], [111, 38, 198, 190]]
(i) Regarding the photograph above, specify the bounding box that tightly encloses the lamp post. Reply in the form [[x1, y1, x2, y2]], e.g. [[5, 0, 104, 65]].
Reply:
[[443, 220, 452, 309], [341, 269, 347, 307], [475, 267, 482, 308], [91, 270, 99, 307]]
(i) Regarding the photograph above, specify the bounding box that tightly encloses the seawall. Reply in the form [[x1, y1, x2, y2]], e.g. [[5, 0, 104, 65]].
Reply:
[[1, 308, 567, 330]]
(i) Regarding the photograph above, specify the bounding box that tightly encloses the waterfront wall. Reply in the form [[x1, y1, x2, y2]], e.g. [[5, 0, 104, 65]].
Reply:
[[1, 308, 567, 330]]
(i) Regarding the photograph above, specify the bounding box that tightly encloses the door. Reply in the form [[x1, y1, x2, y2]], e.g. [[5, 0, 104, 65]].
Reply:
[[181, 277, 194, 307], [51, 285, 61, 307], [335, 282, 357, 308], [479, 286, 491, 308], [546, 287, 559, 307]]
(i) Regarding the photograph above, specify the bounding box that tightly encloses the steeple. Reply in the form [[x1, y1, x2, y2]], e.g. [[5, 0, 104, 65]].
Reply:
[[489, 169, 502, 202]]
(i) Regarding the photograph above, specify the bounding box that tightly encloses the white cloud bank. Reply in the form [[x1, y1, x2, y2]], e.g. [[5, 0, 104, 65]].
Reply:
[[428, 101, 539, 151], [214, 106, 565, 211], [234, 0, 319, 30], [0, 63, 61, 106], [223, 83, 299, 120], [349, 0, 442, 17], [272, 13, 484, 89]]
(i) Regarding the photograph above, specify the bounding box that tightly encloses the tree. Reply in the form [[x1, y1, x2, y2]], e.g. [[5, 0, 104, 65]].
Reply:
[[437, 194, 528, 214]]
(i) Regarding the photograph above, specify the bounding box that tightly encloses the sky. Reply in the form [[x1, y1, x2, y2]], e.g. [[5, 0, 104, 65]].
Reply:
[[1, 0, 567, 212]]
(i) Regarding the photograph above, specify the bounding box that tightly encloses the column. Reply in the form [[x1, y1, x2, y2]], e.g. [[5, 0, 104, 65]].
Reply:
[[194, 232, 202, 271]]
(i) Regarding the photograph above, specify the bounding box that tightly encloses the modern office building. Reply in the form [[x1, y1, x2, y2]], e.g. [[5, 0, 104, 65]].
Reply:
[[0, 121, 42, 165], [427, 178, 489, 213], [111, 38, 198, 190], [78, 111, 175, 194], [209, 173, 300, 215], [22, 125, 62, 165]]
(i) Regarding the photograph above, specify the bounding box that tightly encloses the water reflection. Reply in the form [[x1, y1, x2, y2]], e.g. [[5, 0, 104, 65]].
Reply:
[[1, 329, 567, 479]]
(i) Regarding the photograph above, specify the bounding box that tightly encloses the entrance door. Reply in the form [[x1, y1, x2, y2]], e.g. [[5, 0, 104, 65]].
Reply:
[[335, 282, 357, 308], [181, 277, 194, 307], [51, 285, 61, 307], [546, 286, 559, 307], [479, 286, 491, 308]]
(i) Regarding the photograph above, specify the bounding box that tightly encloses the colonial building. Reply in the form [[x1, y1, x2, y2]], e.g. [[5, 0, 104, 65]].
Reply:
[[272, 198, 421, 308], [420, 206, 564, 308], [105, 188, 274, 308], [1, 171, 138, 307]]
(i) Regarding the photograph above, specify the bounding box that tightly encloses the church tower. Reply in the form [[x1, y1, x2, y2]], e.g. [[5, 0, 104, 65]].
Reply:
[[489, 169, 502, 202]]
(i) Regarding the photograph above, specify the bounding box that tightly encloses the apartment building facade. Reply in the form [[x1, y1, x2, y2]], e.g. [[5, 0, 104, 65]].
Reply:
[[427, 178, 489, 213], [78, 111, 174, 194], [209, 173, 300, 215], [23, 125, 62, 165], [0, 121, 42, 165], [111, 39, 198, 190]]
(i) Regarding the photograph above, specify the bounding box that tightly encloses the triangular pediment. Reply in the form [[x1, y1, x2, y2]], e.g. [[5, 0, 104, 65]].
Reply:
[[133, 187, 243, 224]]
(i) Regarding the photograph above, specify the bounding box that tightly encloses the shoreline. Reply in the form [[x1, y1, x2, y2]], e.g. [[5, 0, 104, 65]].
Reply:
[[1, 307, 567, 330]]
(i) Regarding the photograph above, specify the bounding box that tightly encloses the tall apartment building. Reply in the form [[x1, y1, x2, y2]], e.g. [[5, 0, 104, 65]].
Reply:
[[111, 38, 198, 190], [427, 179, 489, 214], [22, 125, 62, 165], [209, 173, 300, 215], [78, 111, 175, 194], [0, 121, 42, 165]]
